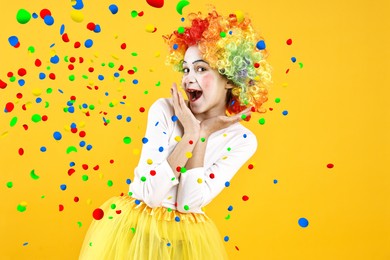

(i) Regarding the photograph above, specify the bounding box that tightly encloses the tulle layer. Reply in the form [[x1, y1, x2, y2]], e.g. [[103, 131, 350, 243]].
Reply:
[[79, 195, 228, 260]]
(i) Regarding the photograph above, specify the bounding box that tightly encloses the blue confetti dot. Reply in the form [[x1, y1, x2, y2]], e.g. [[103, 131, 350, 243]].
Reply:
[[229, 30, 233, 35], [142, 137, 148, 144], [23, 242, 29, 246], [85, 39, 93, 48], [32, 13, 38, 19], [132, 79, 138, 84], [50, 55, 60, 64], [53, 131, 62, 140], [114, 72, 119, 77], [8, 36, 19, 47], [135, 199, 141, 205], [243, 134, 247, 138], [117, 115, 122, 120], [282, 110, 288, 116], [291, 57, 297, 63], [228, 205, 233, 211], [44, 15, 54, 26], [126, 178, 132, 185], [256, 40, 266, 50], [94, 24, 101, 33], [39, 73, 46, 80], [40, 146, 47, 152], [58, 89, 63, 94], [86, 144, 92, 151], [98, 75, 104, 80], [167, 242, 171, 246], [72, 0, 84, 10], [298, 218, 309, 228], [126, 116, 132, 122], [60, 184, 67, 191], [82, 103, 88, 108], [175, 216, 180, 222], [60, 24, 65, 35], [70, 162, 76, 167], [79, 141, 86, 147], [155, 122, 159, 126], [18, 79, 25, 87], [158, 146, 164, 152], [171, 115, 178, 122], [225, 181, 230, 187], [67, 101, 74, 106], [68, 106, 75, 113], [173, 43, 178, 50], [224, 236, 229, 242], [109, 4, 118, 14], [181, 17, 185, 22], [70, 123, 76, 128], [273, 179, 278, 184], [36, 97, 42, 103]]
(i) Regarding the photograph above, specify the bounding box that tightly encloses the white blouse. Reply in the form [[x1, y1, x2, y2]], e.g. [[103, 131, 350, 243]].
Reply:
[[129, 98, 258, 214]]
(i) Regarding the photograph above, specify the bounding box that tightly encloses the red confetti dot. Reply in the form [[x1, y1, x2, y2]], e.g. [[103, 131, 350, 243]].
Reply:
[[189, 140, 193, 145], [122, 95, 127, 99], [49, 73, 56, 80], [74, 42, 81, 48], [18, 148, 24, 156], [121, 43, 126, 50], [254, 63, 260, 68], [93, 208, 104, 220], [286, 68, 290, 74], [209, 173, 215, 179], [22, 104, 27, 111], [93, 165, 99, 171], [62, 33, 70, 42], [7, 72, 13, 77], [79, 131, 86, 137], [116, 210, 122, 214], [242, 195, 249, 201], [59, 204, 64, 211], [150, 170, 156, 176], [248, 164, 254, 170], [235, 246, 240, 251], [68, 168, 75, 176], [5, 102, 14, 113], [118, 65, 124, 71], [70, 96, 76, 100], [146, 0, 164, 8], [0, 79, 7, 89], [16, 93, 23, 99], [23, 124, 28, 130], [286, 38, 293, 45], [138, 11, 144, 16], [139, 107, 145, 112], [87, 22, 96, 31], [327, 163, 334, 169], [79, 57, 84, 63], [71, 127, 78, 133], [14, 42, 20, 48], [74, 197, 79, 202], [40, 9, 51, 19], [68, 64, 74, 70], [42, 115, 48, 121], [18, 68, 27, 77], [269, 107, 273, 111], [69, 57, 76, 63], [34, 59, 42, 67], [109, 159, 114, 164], [251, 106, 256, 112], [82, 164, 88, 170], [176, 166, 181, 172], [88, 67, 94, 72], [128, 70, 135, 74]]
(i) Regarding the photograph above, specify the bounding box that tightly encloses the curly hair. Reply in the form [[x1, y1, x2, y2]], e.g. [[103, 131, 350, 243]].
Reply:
[[163, 8, 272, 115]]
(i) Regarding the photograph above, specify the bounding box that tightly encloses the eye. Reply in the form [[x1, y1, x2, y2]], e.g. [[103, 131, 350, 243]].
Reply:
[[196, 66, 206, 72], [182, 68, 189, 73]]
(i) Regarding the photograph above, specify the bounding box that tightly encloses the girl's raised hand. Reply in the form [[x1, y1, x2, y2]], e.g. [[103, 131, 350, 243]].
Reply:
[[171, 83, 201, 136]]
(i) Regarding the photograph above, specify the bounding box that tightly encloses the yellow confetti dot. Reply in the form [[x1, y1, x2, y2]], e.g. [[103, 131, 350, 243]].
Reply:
[[145, 24, 156, 33], [147, 159, 153, 165], [49, 50, 56, 56], [155, 51, 160, 57], [79, 121, 86, 128], [94, 52, 99, 58], [222, 156, 228, 160], [20, 201, 28, 206], [149, 68, 154, 72], [167, 196, 172, 200], [223, 133, 227, 137], [197, 178, 203, 184], [282, 82, 288, 88], [64, 125, 71, 132], [70, 10, 84, 23], [25, 102, 33, 109], [133, 148, 140, 155], [234, 10, 244, 23], [86, 199, 92, 205], [1, 131, 9, 139], [99, 173, 104, 179], [174, 136, 182, 142], [111, 54, 119, 60], [185, 152, 192, 158]]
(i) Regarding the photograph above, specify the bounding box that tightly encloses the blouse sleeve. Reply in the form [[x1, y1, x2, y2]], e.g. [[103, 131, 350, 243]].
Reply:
[[176, 131, 258, 213], [129, 98, 179, 208]]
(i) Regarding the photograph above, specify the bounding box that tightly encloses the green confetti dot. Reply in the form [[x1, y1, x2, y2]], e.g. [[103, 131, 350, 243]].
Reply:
[[258, 118, 266, 125], [227, 147, 231, 151], [178, 26, 185, 34], [28, 46, 35, 53], [63, 107, 68, 112], [130, 227, 136, 234], [89, 242, 93, 247], [109, 102, 114, 107], [167, 208, 172, 212], [10, 116, 18, 127], [82, 75, 88, 79], [82, 175, 89, 181], [31, 114, 42, 123], [6, 182, 13, 188], [17, 204, 27, 212], [45, 101, 49, 108], [46, 66, 51, 71], [46, 88, 53, 94], [64, 56, 69, 62], [66, 146, 78, 154], [144, 90, 148, 94], [10, 76, 16, 82], [299, 62, 304, 68], [123, 136, 131, 144], [184, 205, 189, 210], [171, 177, 176, 181], [16, 9, 31, 24], [225, 214, 231, 220], [110, 204, 116, 209], [77, 221, 82, 228], [200, 137, 206, 142], [220, 31, 226, 38], [133, 67, 138, 72], [108, 62, 114, 68], [140, 176, 146, 182], [41, 195, 45, 198], [241, 114, 247, 120], [180, 167, 187, 173], [69, 75, 75, 81], [89, 104, 95, 110], [131, 53, 138, 57], [101, 62, 106, 67], [108, 216, 113, 219], [119, 78, 126, 83], [275, 98, 281, 103], [30, 169, 40, 180], [131, 10, 138, 17], [107, 180, 113, 187], [155, 81, 161, 87]]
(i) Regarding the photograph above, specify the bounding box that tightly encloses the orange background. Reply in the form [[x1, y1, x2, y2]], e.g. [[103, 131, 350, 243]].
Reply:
[[0, 0, 389, 259]]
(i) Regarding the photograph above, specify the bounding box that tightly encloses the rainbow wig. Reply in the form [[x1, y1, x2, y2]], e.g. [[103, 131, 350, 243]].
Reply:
[[163, 8, 272, 115]]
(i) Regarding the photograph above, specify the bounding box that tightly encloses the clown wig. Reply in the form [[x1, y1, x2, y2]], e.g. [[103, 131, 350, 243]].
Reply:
[[163, 8, 272, 115]]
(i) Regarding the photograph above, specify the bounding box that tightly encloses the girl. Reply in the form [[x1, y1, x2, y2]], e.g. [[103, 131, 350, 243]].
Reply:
[[79, 8, 271, 260]]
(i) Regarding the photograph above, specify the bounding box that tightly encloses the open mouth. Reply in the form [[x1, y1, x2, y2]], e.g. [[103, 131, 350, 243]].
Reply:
[[187, 89, 203, 102]]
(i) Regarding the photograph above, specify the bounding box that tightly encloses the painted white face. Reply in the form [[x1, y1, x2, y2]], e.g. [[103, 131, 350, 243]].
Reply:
[[181, 45, 232, 120]]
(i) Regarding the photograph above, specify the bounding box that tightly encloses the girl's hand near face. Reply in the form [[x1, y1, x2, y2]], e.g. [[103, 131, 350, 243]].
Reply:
[[171, 83, 201, 137], [200, 107, 252, 137]]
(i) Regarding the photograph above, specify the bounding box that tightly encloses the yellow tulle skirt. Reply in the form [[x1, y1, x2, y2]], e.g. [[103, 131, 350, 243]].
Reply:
[[79, 195, 228, 260]]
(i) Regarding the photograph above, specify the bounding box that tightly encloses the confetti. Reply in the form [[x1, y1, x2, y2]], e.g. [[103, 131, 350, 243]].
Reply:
[[93, 208, 104, 220], [176, 0, 190, 15], [298, 217, 309, 228], [16, 9, 31, 24], [147, 0, 164, 8]]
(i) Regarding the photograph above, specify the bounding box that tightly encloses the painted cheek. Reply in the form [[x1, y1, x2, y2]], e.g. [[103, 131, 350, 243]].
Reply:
[[200, 73, 215, 89]]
